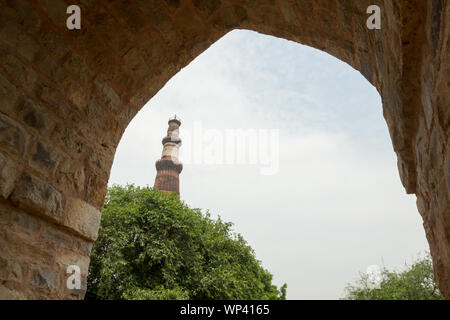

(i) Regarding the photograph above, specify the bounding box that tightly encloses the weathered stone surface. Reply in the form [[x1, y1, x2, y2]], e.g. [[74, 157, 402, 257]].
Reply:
[[0, 285, 25, 300], [1, 54, 37, 92], [11, 210, 41, 232], [0, 256, 23, 281], [62, 52, 93, 83], [51, 123, 85, 157], [43, 228, 72, 248], [16, 99, 48, 132], [11, 173, 62, 222], [85, 173, 108, 209], [63, 197, 101, 241], [94, 77, 121, 111], [0, 112, 28, 157], [36, 84, 71, 119], [193, 0, 221, 17], [123, 47, 151, 79], [0, 151, 21, 199], [0, 227, 53, 264], [62, 79, 90, 113], [0, 73, 19, 115], [430, 0, 443, 55], [0, 0, 447, 300], [31, 267, 57, 291], [30, 141, 58, 173], [55, 158, 85, 194], [0, 0, 41, 34], [36, 28, 68, 61]]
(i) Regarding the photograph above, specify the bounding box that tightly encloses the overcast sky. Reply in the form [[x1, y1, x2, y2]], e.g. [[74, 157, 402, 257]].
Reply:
[[108, 30, 430, 299]]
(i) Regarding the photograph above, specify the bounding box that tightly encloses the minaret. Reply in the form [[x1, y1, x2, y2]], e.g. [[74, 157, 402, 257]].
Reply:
[[154, 115, 183, 197]]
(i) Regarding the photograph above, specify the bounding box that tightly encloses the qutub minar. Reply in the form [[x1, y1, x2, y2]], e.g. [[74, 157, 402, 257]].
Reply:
[[153, 116, 183, 197]]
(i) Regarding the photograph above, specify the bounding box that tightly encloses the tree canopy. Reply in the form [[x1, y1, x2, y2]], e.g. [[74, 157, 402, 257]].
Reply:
[[86, 184, 286, 300], [343, 253, 443, 300]]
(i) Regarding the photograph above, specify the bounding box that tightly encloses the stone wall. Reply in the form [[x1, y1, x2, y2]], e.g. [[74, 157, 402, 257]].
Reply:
[[0, 0, 448, 299]]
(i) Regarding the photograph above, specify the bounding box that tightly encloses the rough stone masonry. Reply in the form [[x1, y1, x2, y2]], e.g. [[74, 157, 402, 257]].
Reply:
[[0, 0, 448, 299]]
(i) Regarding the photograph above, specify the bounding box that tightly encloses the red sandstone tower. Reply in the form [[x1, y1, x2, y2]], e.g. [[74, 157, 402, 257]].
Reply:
[[153, 116, 183, 197]]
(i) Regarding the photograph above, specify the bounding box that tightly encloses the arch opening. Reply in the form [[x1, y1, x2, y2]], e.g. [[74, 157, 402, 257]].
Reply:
[[0, 0, 447, 299], [108, 30, 430, 299]]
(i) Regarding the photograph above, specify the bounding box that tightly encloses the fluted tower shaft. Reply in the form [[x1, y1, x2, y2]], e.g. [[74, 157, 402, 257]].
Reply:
[[154, 116, 183, 197]]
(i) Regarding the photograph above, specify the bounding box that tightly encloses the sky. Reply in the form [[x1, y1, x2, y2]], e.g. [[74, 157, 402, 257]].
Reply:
[[108, 30, 430, 299]]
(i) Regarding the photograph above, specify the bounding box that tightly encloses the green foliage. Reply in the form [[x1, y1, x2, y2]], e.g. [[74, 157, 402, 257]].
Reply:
[[86, 184, 286, 300], [343, 253, 443, 300]]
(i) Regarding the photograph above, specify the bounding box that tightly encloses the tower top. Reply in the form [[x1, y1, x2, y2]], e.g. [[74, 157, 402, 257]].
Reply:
[[168, 115, 181, 126]]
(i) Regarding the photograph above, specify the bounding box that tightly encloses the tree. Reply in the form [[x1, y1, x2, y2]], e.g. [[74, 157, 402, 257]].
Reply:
[[86, 184, 286, 300], [343, 253, 443, 300]]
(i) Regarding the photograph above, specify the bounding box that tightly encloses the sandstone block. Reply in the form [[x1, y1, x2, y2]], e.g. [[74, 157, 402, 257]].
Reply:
[[34, 51, 65, 83], [94, 77, 120, 111], [0, 152, 21, 199], [2, 54, 37, 92], [86, 173, 108, 209], [279, 1, 299, 25], [62, 79, 90, 112], [192, 0, 221, 17], [17, 99, 47, 131], [0, 23, 39, 61], [153, 11, 177, 44], [0, 228, 53, 263], [30, 140, 58, 173], [43, 228, 72, 248], [0, 256, 23, 281], [0, 112, 28, 156], [31, 267, 57, 291], [0, 73, 19, 115], [36, 84, 71, 119], [11, 210, 41, 232], [37, 28, 68, 60], [1, 0, 41, 34], [11, 173, 63, 222], [0, 285, 25, 300], [123, 47, 151, 79], [63, 197, 101, 241], [62, 52, 93, 83]]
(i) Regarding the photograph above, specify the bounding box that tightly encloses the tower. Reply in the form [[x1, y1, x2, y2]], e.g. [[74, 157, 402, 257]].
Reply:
[[153, 115, 183, 197]]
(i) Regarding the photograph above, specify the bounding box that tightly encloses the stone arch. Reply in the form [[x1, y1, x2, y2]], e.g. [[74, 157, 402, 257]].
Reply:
[[0, 0, 448, 299]]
